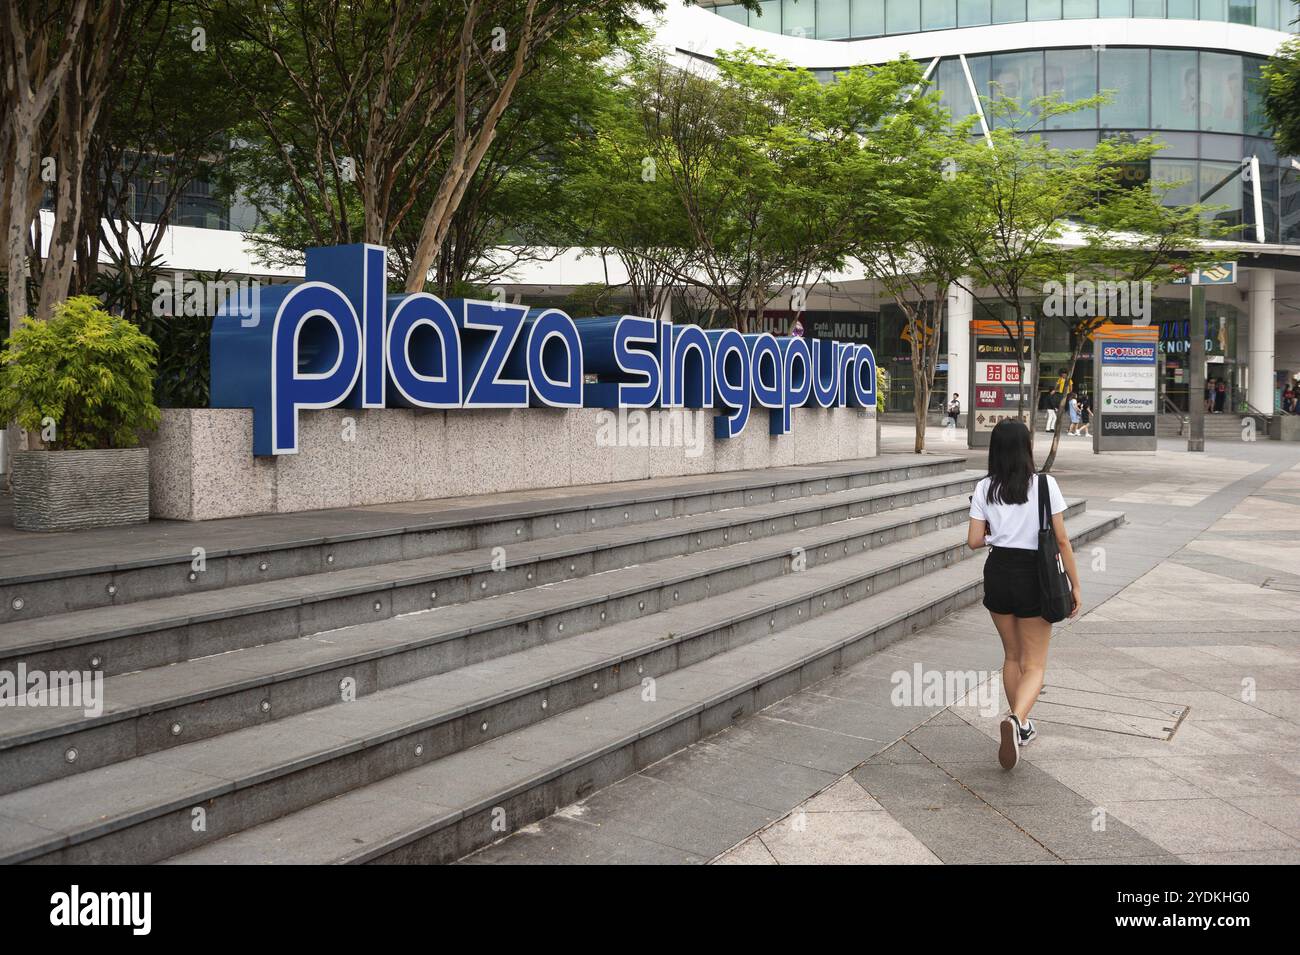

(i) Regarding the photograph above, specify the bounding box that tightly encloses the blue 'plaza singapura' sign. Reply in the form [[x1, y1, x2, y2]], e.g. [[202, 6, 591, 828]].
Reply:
[[211, 245, 877, 456]]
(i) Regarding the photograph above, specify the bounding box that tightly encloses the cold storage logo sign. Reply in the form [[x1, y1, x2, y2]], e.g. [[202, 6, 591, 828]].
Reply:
[[211, 244, 877, 456]]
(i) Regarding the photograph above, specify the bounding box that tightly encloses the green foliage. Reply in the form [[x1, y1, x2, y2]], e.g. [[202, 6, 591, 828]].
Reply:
[[0, 297, 161, 450], [876, 366, 890, 411], [1263, 32, 1300, 158], [88, 255, 215, 408]]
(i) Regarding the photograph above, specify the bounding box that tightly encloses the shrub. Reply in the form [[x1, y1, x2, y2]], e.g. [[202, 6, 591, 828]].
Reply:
[[0, 296, 161, 450]]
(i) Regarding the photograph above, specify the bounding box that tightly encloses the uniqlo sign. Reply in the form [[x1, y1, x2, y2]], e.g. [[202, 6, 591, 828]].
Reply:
[[976, 361, 1020, 385]]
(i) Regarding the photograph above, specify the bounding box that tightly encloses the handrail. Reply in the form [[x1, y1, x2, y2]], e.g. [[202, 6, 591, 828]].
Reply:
[[1161, 396, 1187, 436], [1242, 401, 1273, 418]]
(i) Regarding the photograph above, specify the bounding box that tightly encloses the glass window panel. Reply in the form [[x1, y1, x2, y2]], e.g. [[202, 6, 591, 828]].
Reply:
[[966, 54, 991, 124], [715, 4, 749, 24], [1228, 0, 1255, 22], [886, 0, 922, 32], [1027, 0, 1059, 18], [1244, 58, 1267, 136], [989, 51, 1044, 127], [1281, 168, 1300, 244], [1044, 48, 1097, 128], [1151, 130, 1198, 153], [1201, 52, 1245, 133], [1063, 0, 1097, 15], [1099, 0, 1131, 13], [1152, 158, 1200, 206], [959, 0, 993, 22], [1167, 0, 1196, 16], [1200, 133, 1244, 160], [1044, 130, 1100, 149], [818, 0, 854, 35], [782, 0, 816, 35], [1200, 0, 1228, 18], [992, 0, 1026, 21], [1257, 0, 1277, 27], [852, 0, 886, 34], [1099, 48, 1149, 128], [936, 57, 978, 120], [1152, 49, 1200, 130], [922, 0, 958, 27], [1132, 0, 1163, 12], [750, 0, 782, 31], [1200, 161, 1244, 231]]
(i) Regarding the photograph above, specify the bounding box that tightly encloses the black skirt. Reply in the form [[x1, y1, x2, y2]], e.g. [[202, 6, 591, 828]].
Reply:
[[982, 546, 1043, 619]]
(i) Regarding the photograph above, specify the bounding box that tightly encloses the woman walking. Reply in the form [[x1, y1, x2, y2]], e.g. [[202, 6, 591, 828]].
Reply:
[[967, 419, 1082, 770]]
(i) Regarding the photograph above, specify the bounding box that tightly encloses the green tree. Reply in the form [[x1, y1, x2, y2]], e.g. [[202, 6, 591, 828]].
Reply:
[[1263, 4, 1300, 157], [841, 69, 978, 452]]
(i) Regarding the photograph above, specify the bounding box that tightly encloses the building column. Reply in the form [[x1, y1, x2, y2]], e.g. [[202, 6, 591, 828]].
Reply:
[[947, 278, 973, 423], [1248, 268, 1276, 413]]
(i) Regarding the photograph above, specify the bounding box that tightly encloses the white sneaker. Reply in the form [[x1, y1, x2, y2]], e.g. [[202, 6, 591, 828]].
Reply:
[[999, 716, 1020, 770], [1018, 718, 1037, 745]]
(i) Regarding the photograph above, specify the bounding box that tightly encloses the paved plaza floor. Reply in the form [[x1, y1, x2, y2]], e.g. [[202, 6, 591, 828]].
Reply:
[[467, 426, 1300, 864]]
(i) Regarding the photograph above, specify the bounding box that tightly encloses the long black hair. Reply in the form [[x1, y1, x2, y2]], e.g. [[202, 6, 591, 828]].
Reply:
[[986, 419, 1034, 505]]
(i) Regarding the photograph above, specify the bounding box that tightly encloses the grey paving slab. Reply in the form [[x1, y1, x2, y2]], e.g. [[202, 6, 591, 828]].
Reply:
[[1225, 795, 1300, 840], [851, 760, 985, 811], [712, 715, 892, 775], [1106, 798, 1300, 854], [886, 805, 1058, 864], [712, 834, 779, 864], [756, 806, 943, 864], [639, 740, 838, 812], [929, 758, 1093, 809], [1147, 754, 1300, 800], [998, 803, 1178, 861], [463, 814, 707, 865], [1030, 757, 1214, 803], [565, 773, 777, 858]]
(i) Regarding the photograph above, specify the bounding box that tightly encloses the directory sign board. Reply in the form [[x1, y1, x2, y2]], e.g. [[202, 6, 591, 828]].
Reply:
[[1094, 324, 1159, 453], [968, 321, 1034, 447]]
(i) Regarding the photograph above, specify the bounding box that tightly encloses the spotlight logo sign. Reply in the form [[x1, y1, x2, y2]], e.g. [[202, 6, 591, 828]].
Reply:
[[211, 245, 877, 456]]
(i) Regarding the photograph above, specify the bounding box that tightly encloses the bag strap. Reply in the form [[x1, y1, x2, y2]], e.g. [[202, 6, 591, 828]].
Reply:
[[1037, 473, 1050, 534]]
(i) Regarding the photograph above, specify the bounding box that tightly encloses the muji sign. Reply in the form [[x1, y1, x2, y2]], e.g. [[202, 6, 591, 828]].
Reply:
[[211, 245, 877, 456]]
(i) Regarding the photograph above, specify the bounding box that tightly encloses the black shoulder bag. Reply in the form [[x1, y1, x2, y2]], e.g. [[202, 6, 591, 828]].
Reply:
[[1036, 474, 1073, 624]]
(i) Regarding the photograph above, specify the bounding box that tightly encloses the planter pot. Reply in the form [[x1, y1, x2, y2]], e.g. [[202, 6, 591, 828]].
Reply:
[[11, 448, 150, 532]]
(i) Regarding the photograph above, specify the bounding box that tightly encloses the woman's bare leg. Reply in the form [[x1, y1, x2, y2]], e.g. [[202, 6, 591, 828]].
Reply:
[[989, 612, 1021, 711], [1010, 616, 1053, 723]]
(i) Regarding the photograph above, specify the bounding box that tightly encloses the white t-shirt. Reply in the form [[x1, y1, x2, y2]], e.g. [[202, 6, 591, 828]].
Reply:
[[969, 474, 1067, 550]]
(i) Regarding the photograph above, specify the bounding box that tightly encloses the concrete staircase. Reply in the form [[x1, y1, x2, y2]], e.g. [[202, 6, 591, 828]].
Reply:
[[0, 455, 1123, 864], [1156, 412, 1262, 441]]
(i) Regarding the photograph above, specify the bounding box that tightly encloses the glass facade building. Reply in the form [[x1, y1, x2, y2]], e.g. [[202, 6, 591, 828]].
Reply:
[[708, 0, 1299, 38]]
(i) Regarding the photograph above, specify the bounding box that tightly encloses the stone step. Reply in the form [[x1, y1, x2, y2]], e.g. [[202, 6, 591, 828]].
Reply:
[[0, 468, 981, 679], [0, 455, 965, 624], [0, 508, 1122, 864], [159, 510, 1123, 866], [0, 491, 991, 793]]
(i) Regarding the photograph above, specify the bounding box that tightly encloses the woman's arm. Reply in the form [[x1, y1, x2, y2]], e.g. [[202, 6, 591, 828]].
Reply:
[[1051, 512, 1083, 617], [967, 517, 987, 551]]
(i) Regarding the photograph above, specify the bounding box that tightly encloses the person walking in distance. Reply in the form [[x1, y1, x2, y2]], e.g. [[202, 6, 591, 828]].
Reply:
[[1066, 392, 1081, 435], [943, 393, 961, 428], [967, 420, 1081, 770], [1077, 393, 1092, 438], [1215, 378, 1227, 414]]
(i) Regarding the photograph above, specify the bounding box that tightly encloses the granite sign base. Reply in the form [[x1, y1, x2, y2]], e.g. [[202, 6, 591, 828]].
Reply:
[[146, 406, 879, 521]]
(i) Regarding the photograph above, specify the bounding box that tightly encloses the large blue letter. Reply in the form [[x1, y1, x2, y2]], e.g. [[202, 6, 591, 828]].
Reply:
[[386, 292, 462, 408], [271, 283, 362, 454]]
